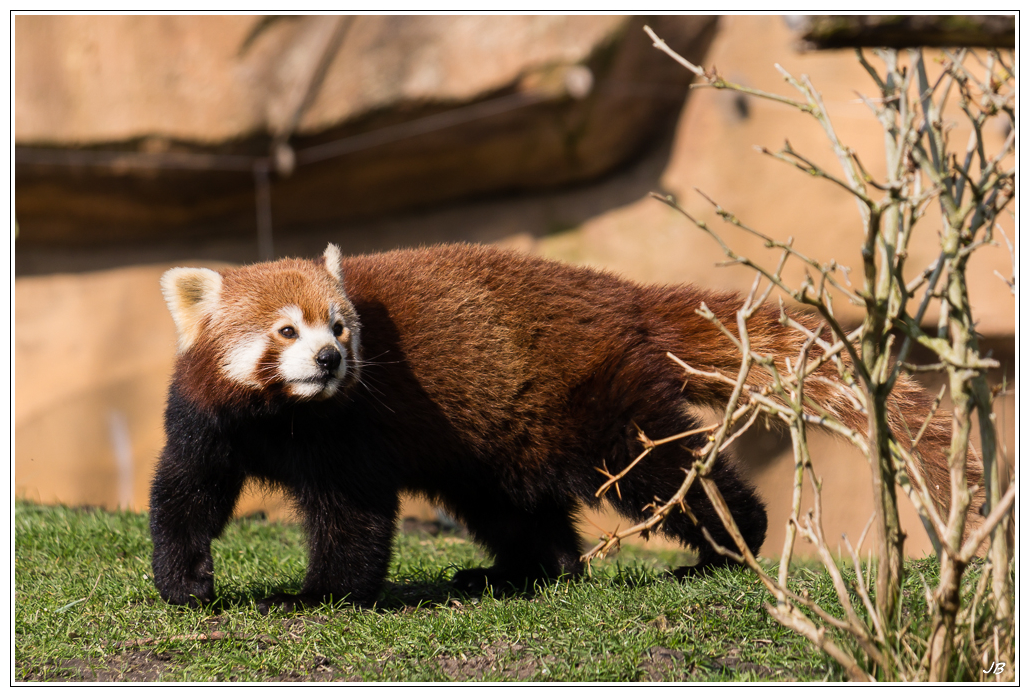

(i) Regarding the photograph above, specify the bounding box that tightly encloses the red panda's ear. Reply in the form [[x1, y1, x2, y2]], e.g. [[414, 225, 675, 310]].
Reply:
[[323, 243, 344, 284], [161, 267, 223, 353]]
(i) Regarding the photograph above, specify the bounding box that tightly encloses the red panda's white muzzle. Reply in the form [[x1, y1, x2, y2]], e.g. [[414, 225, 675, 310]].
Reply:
[[278, 326, 349, 400]]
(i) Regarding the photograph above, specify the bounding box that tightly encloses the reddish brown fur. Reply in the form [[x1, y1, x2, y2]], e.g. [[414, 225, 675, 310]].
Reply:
[[341, 246, 972, 518]]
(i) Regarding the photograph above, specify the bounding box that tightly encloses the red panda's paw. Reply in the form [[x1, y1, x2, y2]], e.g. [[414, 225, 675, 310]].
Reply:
[[451, 566, 556, 595], [671, 556, 744, 580], [256, 592, 327, 615], [155, 575, 215, 608], [451, 567, 495, 594]]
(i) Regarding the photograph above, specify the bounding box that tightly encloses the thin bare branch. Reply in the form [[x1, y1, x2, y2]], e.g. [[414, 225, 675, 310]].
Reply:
[[593, 423, 714, 500], [959, 485, 1015, 561], [757, 144, 878, 208]]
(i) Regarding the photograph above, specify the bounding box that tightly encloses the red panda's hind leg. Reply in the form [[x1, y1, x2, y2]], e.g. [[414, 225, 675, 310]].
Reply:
[[668, 460, 768, 576], [605, 416, 768, 575], [447, 492, 584, 594]]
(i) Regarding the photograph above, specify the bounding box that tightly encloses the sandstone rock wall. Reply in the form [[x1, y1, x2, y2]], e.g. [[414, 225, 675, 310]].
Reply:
[[15, 15, 716, 244]]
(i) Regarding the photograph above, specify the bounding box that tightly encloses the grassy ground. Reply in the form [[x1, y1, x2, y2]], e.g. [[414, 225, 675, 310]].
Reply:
[[15, 501, 868, 682]]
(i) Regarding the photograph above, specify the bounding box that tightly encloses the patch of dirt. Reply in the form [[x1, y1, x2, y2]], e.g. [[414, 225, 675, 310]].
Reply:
[[637, 645, 791, 682], [648, 614, 671, 631], [401, 516, 466, 537], [23, 649, 366, 683], [19, 627, 796, 683], [433, 641, 541, 681], [21, 650, 178, 682], [638, 646, 687, 681], [712, 648, 783, 680], [274, 655, 339, 682]]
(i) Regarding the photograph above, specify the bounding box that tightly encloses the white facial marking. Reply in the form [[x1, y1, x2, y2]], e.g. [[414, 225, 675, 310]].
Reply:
[[275, 305, 349, 399], [279, 305, 306, 333], [221, 334, 269, 386]]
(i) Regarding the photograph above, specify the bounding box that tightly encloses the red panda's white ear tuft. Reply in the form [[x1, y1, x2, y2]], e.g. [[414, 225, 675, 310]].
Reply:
[[161, 267, 223, 352], [324, 243, 344, 284]]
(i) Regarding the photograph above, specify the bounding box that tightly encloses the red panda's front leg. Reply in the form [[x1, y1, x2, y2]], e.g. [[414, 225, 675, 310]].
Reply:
[[150, 393, 246, 607], [149, 454, 245, 606]]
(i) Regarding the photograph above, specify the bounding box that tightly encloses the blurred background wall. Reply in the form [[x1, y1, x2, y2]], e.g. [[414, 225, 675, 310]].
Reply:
[[14, 15, 1015, 559]]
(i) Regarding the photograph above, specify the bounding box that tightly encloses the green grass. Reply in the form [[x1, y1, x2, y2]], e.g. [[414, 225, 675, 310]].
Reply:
[[15, 501, 862, 682]]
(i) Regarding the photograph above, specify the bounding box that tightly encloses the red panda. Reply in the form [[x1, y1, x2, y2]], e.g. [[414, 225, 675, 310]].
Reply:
[[151, 243, 980, 611]]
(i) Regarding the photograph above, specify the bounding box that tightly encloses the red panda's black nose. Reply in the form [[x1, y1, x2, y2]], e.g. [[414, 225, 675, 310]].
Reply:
[[315, 346, 342, 372]]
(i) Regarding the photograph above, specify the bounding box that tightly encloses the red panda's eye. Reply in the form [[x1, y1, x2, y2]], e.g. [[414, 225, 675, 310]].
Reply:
[[333, 322, 344, 337], [279, 326, 297, 339]]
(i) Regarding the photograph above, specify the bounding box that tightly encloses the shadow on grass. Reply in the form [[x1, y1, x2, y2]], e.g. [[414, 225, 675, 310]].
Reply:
[[205, 563, 669, 616]]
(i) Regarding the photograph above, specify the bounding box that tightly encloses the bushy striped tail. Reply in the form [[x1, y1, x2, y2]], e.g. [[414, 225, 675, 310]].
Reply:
[[668, 290, 985, 543]]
